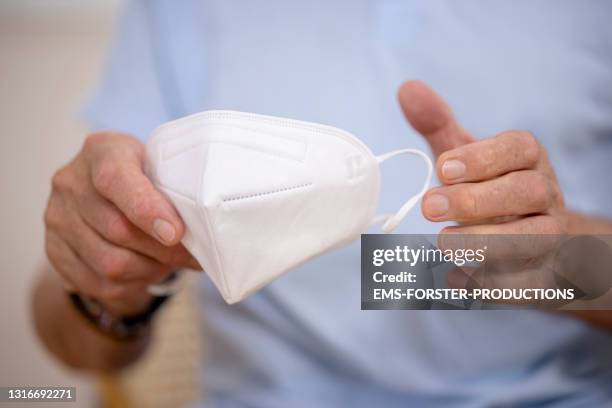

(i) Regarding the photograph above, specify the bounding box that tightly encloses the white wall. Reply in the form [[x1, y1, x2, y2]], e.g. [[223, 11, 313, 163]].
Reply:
[[0, 2, 121, 406]]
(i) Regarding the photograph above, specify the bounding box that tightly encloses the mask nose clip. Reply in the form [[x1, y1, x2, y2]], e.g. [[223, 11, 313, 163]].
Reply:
[[372, 149, 433, 233]]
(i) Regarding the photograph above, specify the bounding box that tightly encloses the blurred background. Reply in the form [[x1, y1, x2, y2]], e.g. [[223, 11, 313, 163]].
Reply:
[[0, 1, 117, 406]]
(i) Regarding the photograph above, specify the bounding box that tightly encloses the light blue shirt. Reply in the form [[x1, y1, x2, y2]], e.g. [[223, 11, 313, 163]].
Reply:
[[84, 1, 612, 406]]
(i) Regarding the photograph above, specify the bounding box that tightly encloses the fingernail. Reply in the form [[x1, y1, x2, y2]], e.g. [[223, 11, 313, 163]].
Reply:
[[442, 159, 466, 180], [153, 219, 176, 244], [424, 194, 449, 218]]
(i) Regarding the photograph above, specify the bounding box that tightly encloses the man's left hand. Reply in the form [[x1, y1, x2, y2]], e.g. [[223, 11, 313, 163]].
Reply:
[[398, 80, 567, 237]]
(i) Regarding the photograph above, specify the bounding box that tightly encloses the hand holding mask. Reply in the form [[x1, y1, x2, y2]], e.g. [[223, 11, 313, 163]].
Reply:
[[146, 111, 432, 303]]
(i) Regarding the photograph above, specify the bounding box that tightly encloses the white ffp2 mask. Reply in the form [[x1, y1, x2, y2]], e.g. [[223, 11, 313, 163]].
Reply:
[[146, 111, 432, 303]]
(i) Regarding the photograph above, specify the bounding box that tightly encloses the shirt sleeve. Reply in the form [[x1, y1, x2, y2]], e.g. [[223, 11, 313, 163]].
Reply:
[[81, 0, 170, 142]]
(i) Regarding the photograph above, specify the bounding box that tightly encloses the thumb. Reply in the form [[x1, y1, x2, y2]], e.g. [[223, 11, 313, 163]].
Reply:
[[89, 134, 185, 246], [398, 80, 475, 158]]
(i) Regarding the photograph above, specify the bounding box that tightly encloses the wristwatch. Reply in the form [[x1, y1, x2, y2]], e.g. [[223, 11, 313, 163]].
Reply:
[[68, 272, 181, 341]]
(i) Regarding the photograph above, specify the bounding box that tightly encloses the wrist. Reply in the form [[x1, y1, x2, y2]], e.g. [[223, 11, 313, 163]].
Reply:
[[66, 273, 181, 341], [98, 272, 183, 316], [100, 291, 155, 317], [68, 291, 169, 341]]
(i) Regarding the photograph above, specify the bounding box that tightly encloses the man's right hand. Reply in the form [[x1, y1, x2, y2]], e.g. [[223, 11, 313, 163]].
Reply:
[[44, 132, 200, 316]]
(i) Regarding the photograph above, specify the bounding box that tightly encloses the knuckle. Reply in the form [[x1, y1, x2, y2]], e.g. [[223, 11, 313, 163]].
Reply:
[[92, 160, 117, 194], [105, 213, 132, 244], [456, 188, 480, 218], [515, 131, 540, 165], [51, 167, 72, 193], [529, 172, 553, 210], [497, 130, 540, 166], [131, 194, 154, 221], [83, 132, 107, 151], [99, 252, 130, 280]]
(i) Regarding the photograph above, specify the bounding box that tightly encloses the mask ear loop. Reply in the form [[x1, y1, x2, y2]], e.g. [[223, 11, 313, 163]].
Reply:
[[372, 149, 433, 233]]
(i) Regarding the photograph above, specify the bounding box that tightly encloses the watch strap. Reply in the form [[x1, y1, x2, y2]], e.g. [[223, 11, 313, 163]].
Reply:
[[68, 292, 170, 341]]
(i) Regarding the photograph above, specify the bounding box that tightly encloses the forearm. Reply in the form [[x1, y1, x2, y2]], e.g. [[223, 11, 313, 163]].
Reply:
[[31, 262, 150, 372]]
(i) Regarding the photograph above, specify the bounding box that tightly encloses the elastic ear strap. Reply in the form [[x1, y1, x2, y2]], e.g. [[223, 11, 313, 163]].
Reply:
[[375, 149, 433, 233]]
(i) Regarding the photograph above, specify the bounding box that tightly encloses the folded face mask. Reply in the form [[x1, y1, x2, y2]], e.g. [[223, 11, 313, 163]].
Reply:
[[146, 110, 432, 303]]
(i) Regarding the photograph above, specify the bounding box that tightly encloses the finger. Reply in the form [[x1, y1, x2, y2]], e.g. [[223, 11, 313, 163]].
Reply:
[[439, 218, 562, 260], [87, 135, 184, 246], [45, 230, 104, 297], [437, 130, 540, 184], [398, 80, 475, 158], [75, 185, 195, 268], [442, 214, 562, 234], [58, 203, 173, 282], [47, 231, 154, 312], [422, 170, 554, 222]]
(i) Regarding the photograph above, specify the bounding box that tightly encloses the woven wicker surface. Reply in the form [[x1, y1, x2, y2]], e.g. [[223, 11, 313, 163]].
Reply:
[[99, 275, 204, 408]]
